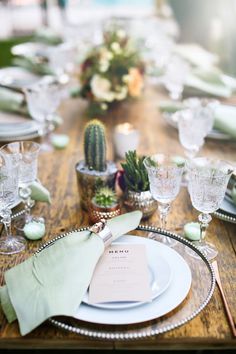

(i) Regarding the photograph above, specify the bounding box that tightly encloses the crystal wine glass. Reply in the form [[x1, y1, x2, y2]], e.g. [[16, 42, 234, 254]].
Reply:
[[183, 97, 219, 135], [175, 108, 208, 160], [0, 154, 26, 254], [0, 141, 42, 231], [24, 76, 63, 152], [163, 56, 190, 100], [144, 154, 184, 247], [187, 157, 234, 260]]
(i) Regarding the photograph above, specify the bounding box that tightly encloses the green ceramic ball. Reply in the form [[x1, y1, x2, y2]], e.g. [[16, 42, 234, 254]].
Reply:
[[23, 222, 46, 240], [184, 222, 201, 241]]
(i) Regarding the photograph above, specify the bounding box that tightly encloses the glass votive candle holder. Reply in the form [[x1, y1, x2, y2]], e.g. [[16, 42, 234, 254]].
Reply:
[[113, 123, 140, 159]]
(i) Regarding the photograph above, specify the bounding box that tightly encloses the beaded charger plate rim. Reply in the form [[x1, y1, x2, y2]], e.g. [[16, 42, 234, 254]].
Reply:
[[213, 210, 236, 224], [35, 225, 215, 340]]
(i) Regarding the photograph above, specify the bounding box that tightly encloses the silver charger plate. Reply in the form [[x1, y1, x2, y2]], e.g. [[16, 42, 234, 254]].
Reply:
[[214, 194, 236, 224], [33, 225, 215, 340]]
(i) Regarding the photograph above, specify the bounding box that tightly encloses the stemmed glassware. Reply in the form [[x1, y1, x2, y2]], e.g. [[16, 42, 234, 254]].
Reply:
[[0, 141, 42, 231], [24, 76, 63, 152], [175, 108, 207, 160], [163, 56, 190, 100], [144, 154, 184, 247], [187, 157, 234, 260], [0, 154, 26, 254]]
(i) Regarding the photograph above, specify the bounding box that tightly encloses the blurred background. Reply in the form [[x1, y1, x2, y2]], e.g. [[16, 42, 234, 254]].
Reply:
[[0, 0, 235, 75]]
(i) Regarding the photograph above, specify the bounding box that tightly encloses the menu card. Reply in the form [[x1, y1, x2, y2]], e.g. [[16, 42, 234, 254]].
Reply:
[[88, 243, 152, 304]]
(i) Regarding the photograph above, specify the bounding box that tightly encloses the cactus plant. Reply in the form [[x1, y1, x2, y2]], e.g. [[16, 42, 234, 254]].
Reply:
[[84, 119, 106, 172], [93, 187, 117, 208], [121, 150, 149, 192]]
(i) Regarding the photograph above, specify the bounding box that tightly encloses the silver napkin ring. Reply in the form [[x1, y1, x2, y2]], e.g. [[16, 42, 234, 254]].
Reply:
[[88, 219, 114, 247]]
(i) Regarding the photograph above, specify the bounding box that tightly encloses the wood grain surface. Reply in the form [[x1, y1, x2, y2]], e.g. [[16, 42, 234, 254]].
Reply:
[[0, 86, 235, 350]]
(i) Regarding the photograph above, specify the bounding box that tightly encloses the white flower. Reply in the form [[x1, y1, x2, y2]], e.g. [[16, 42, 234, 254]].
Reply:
[[99, 61, 110, 73], [91, 75, 115, 102], [111, 42, 121, 54], [100, 48, 113, 61], [114, 86, 128, 101], [117, 29, 126, 39]]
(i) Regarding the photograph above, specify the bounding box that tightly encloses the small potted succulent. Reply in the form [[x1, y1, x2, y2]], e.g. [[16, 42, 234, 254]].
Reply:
[[89, 187, 121, 223], [120, 150, 157, 219], [75, 119, 117, 210]]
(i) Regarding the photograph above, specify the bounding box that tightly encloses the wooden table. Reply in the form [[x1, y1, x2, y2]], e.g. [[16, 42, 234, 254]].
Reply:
[[0, 87, 235, 350]]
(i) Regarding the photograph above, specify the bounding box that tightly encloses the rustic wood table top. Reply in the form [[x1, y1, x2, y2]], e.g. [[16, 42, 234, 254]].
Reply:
[[0, 87, 235, 350]]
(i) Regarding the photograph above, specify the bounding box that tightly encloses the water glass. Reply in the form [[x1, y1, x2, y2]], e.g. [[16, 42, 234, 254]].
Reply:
[[0, 154, 26, 254], [144, 154, 184, 247], [183, 97, 219, 135], [163, 56, 190, 100], [187, 157, 234, 260], [0, 141, 42, 231], [24, 76, 62, 152]]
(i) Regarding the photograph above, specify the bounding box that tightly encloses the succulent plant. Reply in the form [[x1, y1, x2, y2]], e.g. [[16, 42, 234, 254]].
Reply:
[[93, 187, 117, 208], [84, 119, 106, 172], [121, 150, 149, 192]]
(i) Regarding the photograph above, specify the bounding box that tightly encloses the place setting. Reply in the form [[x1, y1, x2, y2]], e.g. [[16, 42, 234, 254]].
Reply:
[[0, 0, 236, 348]]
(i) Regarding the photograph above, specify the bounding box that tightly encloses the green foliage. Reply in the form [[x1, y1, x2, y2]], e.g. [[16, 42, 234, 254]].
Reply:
[[94, 187, 117, 208], [84, 119, 106, 172], [121, 151, 149, 192]]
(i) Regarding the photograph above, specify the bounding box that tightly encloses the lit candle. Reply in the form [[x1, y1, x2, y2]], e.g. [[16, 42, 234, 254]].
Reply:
[[113, 123, 140, 159]]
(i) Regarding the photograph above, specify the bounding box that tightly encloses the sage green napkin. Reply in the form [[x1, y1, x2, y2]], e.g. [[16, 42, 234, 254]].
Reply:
[[29, 181, 51, 203], [13, 57, 53, 76], [159, 101, 236, 139], [0, 87, 26, 114], [0, 211, 142, 335], [185, 71, 232, 98], [214, 104, 236, 139]]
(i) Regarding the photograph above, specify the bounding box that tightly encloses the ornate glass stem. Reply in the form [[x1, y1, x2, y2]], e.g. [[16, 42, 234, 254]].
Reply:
[[1, 208, 12, 238], [158, 202, 170, 229], [19, 186, 33, 223], [198, 213, 212, 245]]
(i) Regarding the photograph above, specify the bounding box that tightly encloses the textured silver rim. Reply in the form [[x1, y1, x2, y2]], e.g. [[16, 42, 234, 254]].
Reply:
[[34, 225, 215, 340], [213, 210, 236, 223]]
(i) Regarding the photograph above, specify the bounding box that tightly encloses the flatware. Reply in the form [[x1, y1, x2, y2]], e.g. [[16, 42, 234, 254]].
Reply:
[[212, 260, 236, 337]]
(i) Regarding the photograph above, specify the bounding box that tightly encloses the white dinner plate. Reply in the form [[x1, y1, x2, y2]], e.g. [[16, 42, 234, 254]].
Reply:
[[0, 112, 40, 141], [0, 67, 40, 90], [83, 247, 172, 310], [163, 112, 230, 140], [74, 235, 192, 325]]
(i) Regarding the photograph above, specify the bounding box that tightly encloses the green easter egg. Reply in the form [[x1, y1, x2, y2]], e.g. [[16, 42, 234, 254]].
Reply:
[[51, 134, 70, 149], [184, 222, 201, 241], [23, 222, 46, 240]]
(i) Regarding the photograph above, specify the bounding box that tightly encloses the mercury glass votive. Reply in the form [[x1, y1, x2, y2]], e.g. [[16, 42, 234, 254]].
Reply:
[[113, 123, 140, 159]]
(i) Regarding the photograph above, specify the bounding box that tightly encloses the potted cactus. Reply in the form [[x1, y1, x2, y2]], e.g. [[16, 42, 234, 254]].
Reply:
[[120, 150, 157, 219], [89, 187, 121, 223], [75, 119, 117, 210]]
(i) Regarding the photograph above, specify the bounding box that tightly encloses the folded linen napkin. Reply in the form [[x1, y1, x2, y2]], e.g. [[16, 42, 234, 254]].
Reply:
[[0, 87, 26, 114], [159, 101, 236, 139], [0, 211, 142, 335]]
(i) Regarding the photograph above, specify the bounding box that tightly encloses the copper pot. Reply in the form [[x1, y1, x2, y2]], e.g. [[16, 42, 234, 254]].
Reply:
[[89, 202, 121, 224]]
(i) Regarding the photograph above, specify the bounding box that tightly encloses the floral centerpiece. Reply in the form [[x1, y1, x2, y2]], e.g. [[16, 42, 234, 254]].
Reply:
[[79, 29, 145, 116]]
